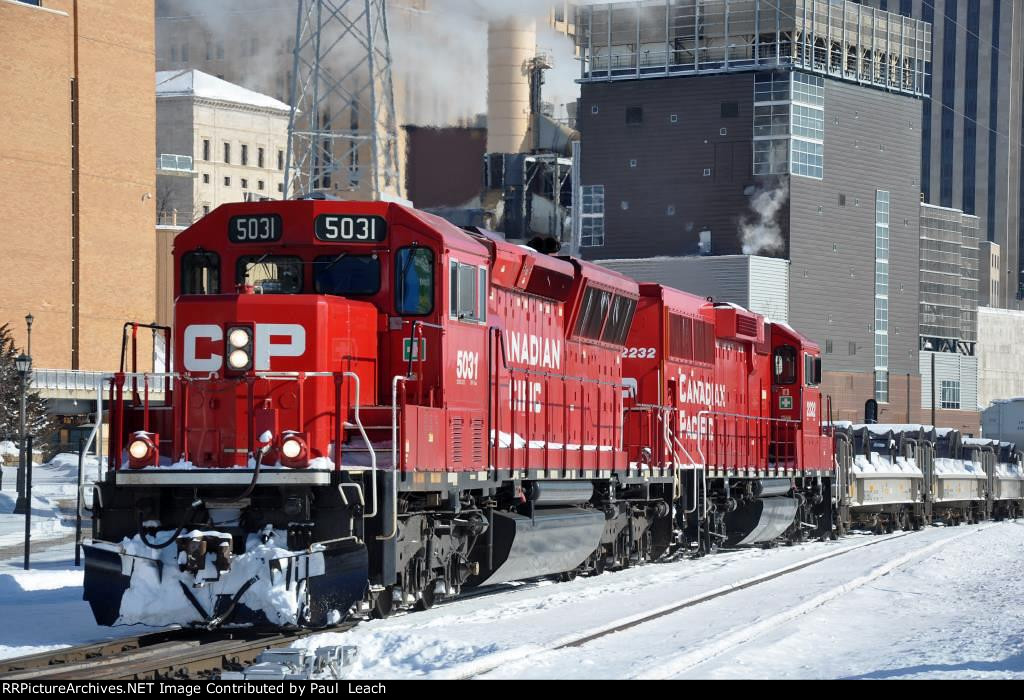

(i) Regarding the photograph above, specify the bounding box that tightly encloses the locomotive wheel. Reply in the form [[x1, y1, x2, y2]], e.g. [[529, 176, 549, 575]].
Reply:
[[415, 583, 436, 611], [371, 587, 395, 619]]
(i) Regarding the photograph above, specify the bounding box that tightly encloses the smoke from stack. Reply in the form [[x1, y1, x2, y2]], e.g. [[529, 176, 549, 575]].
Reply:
[[739, 182, 789, 256], [157, 0, 580, 127]]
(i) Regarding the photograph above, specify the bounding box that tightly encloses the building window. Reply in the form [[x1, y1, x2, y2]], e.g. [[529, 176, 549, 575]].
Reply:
[[591, 105, 599, 115], [258, 180, 265, 190], [791, 139, 823, 179], [753, 139, 788, 175], [202, 173, 210, 184], [580, 184, 605, 247], [241, 178, 248, 189], [702, 168, 712, 177], [625, 106, 643, 125], [223, 142, 231, 164], [670, 114, 678, 123], [753, 103, 790, 138], [278, 150, 285, 171], [224, 176, 231, 186], [258, 147, 265, 168], [940, 380, 961, 410], [216, 41, 225, 59], [202, 139, 210, 161], [202, 205, 210, 216], [753, 71, 824, 180], [241, 145, 248, 166], [278, 182, 284, 193], [792, 72, 825, 106], [873, 190, 890, 403], [874, 370, 890, 404]]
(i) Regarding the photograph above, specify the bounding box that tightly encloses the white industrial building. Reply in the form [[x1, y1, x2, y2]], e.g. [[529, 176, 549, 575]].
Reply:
[[977, 307, 1024, 409], [156, 69, 290, 226]]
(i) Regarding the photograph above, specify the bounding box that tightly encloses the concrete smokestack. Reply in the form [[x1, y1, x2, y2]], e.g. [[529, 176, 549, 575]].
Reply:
[[487, 16, 536, 154]]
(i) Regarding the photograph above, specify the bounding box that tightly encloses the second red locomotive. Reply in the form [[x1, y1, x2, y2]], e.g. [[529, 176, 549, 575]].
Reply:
[[83, 199, 833, 628]]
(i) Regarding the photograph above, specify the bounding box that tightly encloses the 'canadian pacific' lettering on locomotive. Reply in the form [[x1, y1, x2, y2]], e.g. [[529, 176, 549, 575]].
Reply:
[[503, 331, 561, 414], [676, 373, 729, 441], [504, 331, 561, 371]]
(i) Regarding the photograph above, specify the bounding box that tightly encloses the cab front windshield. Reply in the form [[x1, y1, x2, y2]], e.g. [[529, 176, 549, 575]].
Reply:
[[237, 255, 302, 294]]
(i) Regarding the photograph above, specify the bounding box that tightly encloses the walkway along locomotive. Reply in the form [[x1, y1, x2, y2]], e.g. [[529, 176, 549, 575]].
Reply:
[[80, 199, 855, 627]]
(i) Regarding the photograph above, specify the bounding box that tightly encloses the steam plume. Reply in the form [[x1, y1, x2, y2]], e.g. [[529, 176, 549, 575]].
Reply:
[[739, 182, 789, 256]]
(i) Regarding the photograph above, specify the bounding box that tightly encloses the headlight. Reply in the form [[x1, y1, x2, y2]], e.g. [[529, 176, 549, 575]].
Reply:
[[126, 432, 159, 469], [227, 328, 251, 348], [279, 434, 309, 468], [228, 349, 251, 370], [281, 438, 303, 459], [129, 439, 151, 460]]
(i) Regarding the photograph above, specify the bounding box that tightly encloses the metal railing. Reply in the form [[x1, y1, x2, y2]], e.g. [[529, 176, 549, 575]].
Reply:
[[32, 368, 167, 394]]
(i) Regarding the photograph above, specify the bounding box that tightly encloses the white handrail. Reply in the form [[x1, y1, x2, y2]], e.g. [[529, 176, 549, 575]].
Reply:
[[342, 371, 377, 518], [379, 375, 408, 541]]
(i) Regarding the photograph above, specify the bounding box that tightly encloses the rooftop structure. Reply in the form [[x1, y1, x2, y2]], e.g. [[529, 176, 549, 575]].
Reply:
[[574, 0, 931, 97]]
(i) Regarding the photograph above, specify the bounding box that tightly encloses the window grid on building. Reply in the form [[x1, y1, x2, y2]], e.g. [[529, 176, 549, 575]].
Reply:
[[874, 190, 890, 403], [752, 71, 824, 179], [580, 184, 605, 247], [940, 379, 960, 409]]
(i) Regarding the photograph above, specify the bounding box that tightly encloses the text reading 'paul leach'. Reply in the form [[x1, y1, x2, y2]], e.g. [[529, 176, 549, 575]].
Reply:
[[1, 681, 388, 697]]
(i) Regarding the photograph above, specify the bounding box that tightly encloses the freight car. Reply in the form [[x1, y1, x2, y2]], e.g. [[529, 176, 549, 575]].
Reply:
[[81, 200, 851, 628]]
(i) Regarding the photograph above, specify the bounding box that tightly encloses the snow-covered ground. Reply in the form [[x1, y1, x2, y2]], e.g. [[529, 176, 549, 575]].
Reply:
[[296, 522, 1024, 680], [0, 454, 95, 548], [0, 469, 1020, 680]]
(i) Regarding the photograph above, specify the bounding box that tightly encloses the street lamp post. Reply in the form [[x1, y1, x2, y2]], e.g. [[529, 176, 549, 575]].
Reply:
[[13, 353, 32, 515], [24, 314, 33, 358]]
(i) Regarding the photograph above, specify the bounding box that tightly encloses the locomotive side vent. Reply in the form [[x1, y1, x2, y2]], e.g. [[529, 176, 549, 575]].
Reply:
[[472, 418, 485, 466], [736, 314, 759, 338], [451, 417, 464, 464]]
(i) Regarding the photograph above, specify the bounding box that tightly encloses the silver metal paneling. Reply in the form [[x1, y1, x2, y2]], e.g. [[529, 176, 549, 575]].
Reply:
[[920, 350, 977, 410], [596, 254, 789, 322]]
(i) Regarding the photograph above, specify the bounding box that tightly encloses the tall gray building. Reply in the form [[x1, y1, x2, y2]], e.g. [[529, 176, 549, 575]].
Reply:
[[861, 0, 1024, 306], [574, 0, 930, 422]]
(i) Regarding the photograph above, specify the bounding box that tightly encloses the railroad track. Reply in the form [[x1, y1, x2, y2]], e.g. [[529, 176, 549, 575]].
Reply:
[[0, 624, 354, 680], [453, 527, 991, 679]]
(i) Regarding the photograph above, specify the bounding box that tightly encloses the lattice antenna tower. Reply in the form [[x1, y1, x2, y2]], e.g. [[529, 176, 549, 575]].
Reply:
[[285, 0, 401, 199]]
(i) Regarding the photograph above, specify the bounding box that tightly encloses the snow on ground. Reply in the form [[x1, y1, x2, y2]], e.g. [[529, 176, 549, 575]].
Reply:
[[0, 454, 100, 548], [0, 479, 1020, 679], [297, 522, 1024, 680], [0, 544, 161, 661]]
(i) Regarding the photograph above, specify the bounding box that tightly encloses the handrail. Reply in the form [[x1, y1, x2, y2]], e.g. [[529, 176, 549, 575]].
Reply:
[[342, 371, 377, 518], [656, 408, 703, 516], [380, 375, 408, 541]]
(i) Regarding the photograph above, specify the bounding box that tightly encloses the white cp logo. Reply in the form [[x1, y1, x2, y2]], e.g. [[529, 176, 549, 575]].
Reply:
[[183, 324, 306, 372]]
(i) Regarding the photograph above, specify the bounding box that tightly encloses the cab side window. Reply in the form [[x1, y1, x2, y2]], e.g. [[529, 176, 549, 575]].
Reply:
[[804, 353, 821, 386], [395, 247, 434, 315], [449, 260, 487, 323], [182, 250, 220, 295], [773, 345, 797, 385]]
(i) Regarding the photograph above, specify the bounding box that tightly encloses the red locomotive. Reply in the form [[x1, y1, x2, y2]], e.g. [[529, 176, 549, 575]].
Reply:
[[83, 200, 834, 628]]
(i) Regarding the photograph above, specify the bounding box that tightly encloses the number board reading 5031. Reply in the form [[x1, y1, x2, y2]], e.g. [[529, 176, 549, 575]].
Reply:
[[228, 214, 283, 243], [315, 214, 388, 243]]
